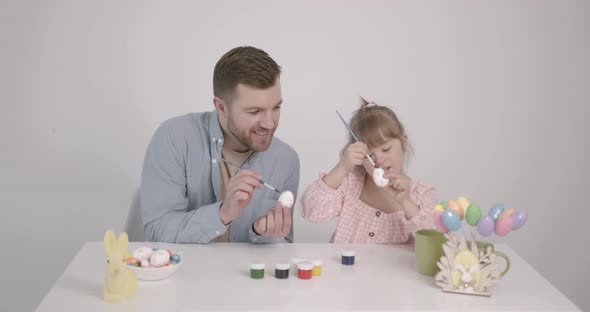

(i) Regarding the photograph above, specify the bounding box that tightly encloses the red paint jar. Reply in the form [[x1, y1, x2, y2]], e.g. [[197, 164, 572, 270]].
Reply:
[[297, 261, 313, 280]]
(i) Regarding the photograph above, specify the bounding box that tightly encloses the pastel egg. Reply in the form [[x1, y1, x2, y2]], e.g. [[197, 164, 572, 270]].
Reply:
[[465, 203, 482, 226], [133, 247, 154, 262], [456, 196, 470, 212], [442, 209, 461, 231], [434, 204, 444, 212], [500, 208, 514, 219], [433, 210, 449, 233], [488, 204, 505, 220], [447, 200, 464, 219], [495, 216, 513, 236], [171, 254, 181, 264], [125, 258, 140, 266], [141, 259, 150, 267], [512, 211, 528, 230], [150, 249, 171, 267], [477, 215, 495, 237]]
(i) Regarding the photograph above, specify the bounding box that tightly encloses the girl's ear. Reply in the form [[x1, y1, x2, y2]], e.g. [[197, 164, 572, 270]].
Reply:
[[401, 134, 409, 151], [104, 229, 116, 255]]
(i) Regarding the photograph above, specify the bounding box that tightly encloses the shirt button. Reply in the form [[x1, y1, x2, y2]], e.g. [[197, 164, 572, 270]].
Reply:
[[217, 138, 224, 145], [211, 159, 217, 164], [211, 137, 216, 142], [375, 211, 381, 217], [369, 232, 375, 237]]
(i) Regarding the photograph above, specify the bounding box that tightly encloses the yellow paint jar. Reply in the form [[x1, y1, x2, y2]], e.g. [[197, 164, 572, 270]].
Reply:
[[312, 260, 322, 276]]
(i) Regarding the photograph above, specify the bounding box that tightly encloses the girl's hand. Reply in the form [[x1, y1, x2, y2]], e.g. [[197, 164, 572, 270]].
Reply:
[[338, 142, 369, 173], [383, 172, 412, 202], [384, 172, 411, 191], [383, 172, 420, 219]]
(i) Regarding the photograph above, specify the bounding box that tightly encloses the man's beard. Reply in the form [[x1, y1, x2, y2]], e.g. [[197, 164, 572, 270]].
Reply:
[[226, 116, 274, 152]]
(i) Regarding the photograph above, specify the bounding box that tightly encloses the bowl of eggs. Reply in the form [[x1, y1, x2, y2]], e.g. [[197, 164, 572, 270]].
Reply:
[[126, 247, 182, 281]]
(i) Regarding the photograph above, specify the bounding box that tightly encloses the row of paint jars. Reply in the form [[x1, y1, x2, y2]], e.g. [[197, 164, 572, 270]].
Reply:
[[250, 260, 323, 280]]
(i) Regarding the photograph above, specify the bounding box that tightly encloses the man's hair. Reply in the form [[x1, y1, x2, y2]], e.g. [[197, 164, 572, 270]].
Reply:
[[213, 46, 282, 102]]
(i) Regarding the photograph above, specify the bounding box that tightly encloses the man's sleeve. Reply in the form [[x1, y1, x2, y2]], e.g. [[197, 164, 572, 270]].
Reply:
[[140, 121, 226, 243]]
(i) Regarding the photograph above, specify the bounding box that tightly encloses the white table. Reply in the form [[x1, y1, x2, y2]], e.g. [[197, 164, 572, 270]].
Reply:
[[37, 243, 580, 311]]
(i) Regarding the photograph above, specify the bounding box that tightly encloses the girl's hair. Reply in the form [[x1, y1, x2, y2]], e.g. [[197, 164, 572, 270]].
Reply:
[[347, 97, 406, 149]]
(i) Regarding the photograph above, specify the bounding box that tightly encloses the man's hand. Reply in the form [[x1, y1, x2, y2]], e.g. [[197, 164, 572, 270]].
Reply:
[[253, 202, 292, 238], [219, 169, 263, 225]]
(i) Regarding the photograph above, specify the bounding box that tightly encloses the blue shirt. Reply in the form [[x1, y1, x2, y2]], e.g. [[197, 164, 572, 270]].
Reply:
[[140, 111, 300, 243]]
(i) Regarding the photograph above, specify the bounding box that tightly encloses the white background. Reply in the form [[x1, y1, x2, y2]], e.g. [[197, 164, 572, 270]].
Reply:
[[1, 1, 588, 310]]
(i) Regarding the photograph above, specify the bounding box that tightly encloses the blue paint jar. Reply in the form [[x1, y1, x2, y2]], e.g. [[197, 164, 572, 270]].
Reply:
[[341, 250, 355, 265]]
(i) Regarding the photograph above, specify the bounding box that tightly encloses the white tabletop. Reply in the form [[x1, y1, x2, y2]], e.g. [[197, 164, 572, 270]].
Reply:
[[37, 242, 580, 311]]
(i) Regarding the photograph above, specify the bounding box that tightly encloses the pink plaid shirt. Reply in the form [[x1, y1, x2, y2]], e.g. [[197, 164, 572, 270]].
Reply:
[[300, 170, 437, 243]]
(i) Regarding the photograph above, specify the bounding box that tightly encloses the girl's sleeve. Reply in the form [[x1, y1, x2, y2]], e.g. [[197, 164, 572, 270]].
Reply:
[[299, 171, 350, 223], [401, 180, 438, 235]]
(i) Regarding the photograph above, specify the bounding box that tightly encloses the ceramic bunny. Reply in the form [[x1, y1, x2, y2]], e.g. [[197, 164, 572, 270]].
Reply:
[[103, 229, 137, 302]]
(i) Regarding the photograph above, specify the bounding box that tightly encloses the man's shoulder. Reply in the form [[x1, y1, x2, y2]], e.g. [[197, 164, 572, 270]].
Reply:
[[161, 112, 211, 132], [153, 111, 217, 143]]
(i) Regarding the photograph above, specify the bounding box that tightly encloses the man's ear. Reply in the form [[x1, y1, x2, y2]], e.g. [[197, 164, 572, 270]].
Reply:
[[213, 96, 227, 116]]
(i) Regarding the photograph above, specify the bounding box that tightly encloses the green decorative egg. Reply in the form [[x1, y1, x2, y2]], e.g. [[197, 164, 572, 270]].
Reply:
[[465, 203, 482, 226]]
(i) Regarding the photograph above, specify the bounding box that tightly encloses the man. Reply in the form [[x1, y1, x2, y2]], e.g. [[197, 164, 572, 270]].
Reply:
[[140, 46, 300, 243]]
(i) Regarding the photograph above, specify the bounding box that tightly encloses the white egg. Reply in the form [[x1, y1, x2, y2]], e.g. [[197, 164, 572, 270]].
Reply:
[[372, 168, 389, 187], [133, 247, 153, 261], [150, 249, 170, 267], [278, 191, 294, 208], [140, 259, 150, 267]]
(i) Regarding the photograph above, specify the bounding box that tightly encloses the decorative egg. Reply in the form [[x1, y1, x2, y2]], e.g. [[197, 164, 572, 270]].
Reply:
[[171, 254, 181, 264], [141, 259, 150, 267], [278, 191, 294, 208], [456, 196, 470, 213], [499, 208, 514, 219], [494, 216, 513, 236], [133, 247, 154, 262], [433, 210, 449, 233], [465, 203, 482, 226], [476, 215, 495, 237], [447, 200, 464, 219], [442, 209, 461, 231], [125, 258, 140, 267], [372, 168, 389, 187], [512, 211, 528, 230], [488, 204, 505, 220], [150, 249, 171, 267]]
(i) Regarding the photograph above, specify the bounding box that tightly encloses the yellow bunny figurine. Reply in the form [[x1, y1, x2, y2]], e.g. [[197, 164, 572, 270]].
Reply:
[[103, 229, 137, 302]]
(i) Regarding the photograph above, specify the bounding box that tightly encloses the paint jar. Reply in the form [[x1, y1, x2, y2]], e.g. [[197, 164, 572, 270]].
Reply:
[[297, 261, 313, 280], [311, 260, 322, 276], [341, 250, 355, 265], [275, 263, 290, 279], [250, 263, 265, 279]]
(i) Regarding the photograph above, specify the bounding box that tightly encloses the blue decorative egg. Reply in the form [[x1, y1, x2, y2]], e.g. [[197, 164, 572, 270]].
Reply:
[[171, 254, 181, 264]]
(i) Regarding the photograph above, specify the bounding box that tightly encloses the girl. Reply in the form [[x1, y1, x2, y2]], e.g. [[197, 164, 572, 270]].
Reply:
[[300, 98, 437, 243]]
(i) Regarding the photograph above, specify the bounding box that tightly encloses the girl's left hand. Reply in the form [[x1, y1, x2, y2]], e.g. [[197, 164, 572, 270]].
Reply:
[[382, 172, 411, 203], [384, 172, 411, 192]]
